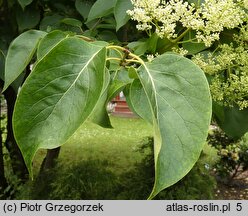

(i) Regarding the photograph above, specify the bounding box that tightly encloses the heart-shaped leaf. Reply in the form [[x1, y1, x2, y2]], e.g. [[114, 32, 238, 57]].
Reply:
[[136, 53, 211, 198], [13, 38, 107, 175]]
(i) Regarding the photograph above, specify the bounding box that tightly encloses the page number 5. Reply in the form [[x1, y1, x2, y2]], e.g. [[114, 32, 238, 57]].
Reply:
[[236, 203, 242, 211]]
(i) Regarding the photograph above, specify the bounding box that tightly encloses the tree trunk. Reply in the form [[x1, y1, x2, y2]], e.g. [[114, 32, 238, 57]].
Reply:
[[39, 147, 61, 173], [3, 86, 28, 182]]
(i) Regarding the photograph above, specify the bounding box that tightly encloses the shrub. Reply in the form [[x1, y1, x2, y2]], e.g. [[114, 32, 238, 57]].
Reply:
[[16, 159, 119, 200], [118, 137, 217, 200], [208, 128, 248, 181]]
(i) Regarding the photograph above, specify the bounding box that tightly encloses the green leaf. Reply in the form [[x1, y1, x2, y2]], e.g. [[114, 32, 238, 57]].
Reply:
[[146, 33, 159, 54], [213, 103, 248, 140], [92, 41, 110, 47], [157, 37, 174, 54], [89, 69, 112, 128], [0, 50, 4, 82], [107, 80, 128, 101], [128, 34, 159, 55], [60, 18, 82, 28], [1, 49, 25, 92], [97, 30, 118, 42], [39, 14, 64, 32], [114, 0, 133, 31], [17, 0, 33, 9], [105, 67, 132, 102], [13, 38, 107, 175], [3, 30, 47, 91], [16, 6, 40, 32], [75, 0, 93, 19], [183, 31, 207, 55], [37, 30, 69, 60], [220, 29, 239, 44], [136, 54, 211, 198], [128, 41, 147, 56], [128, 67, 138, 79], [125, 79, 153, 124], [87, 0, 117, 22]]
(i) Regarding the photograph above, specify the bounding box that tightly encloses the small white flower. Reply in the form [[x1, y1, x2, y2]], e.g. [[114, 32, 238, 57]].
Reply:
[[147, 54, 155, 62]]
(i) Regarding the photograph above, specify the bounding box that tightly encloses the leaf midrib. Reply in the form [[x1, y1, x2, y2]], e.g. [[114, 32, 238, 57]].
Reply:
[[24, 47, 104, 140]]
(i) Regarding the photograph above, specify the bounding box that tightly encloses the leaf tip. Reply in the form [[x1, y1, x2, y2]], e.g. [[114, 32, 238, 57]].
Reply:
[[147, 184, 159, 200], [2, 83, 9, 93], [24, 153, 35, 180]]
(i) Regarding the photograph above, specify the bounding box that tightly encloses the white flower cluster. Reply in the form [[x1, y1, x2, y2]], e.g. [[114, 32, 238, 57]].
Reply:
[[147, 54, 155, 62], [192, 53, 221, 75], [127, 0, 246, 47], [192, 24, 248, 109], [171, 47, 188, 56]]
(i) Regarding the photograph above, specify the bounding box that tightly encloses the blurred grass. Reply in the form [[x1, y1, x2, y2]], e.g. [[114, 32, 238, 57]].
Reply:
[[34, 116, 218, 173], [33, 116, 153, 175], [61, 116, 153, 173]]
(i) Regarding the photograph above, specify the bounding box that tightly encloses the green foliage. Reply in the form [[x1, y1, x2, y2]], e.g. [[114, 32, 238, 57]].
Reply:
[[114, 0, 133, 31], [208, 129, 248, 180], [193, 28, 248, 111], [16, 5, 40, 32], [183, 31, 207, 55], [87, 0, 117, 22], [60, 18, 82, 29], [125, 79, 152, 124], [1, 0, 213, 198], [13, 37, 107, 175], [88, 69, 112, 128], [37, 30, 69, 60], [17, 0, 33, 9], [75, 0, 93, 20], [107, 79, 130, 101], [11, 39, 211, 197], [119, 137, 216, 200], [0, 49, 5, 82], [41, 157, 216, 200], [15, 136, 216, 200], [43, 160, 119, 200], [3, 30, 47, 91], [1, 144, 24, 199], [159, 161, 216, 200], [213, 104, 248, 140], [126, 0, 248, 142], [132, 53, 211, 198]]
